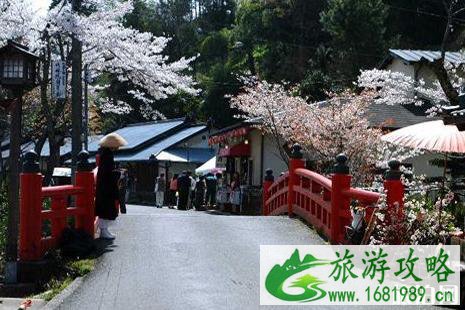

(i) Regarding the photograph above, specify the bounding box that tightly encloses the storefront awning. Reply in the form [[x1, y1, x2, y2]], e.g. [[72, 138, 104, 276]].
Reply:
[[218, 143, 250, 157]]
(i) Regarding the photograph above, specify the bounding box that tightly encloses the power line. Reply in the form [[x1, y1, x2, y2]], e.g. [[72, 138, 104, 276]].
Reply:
[[386, 3, 465, 25]]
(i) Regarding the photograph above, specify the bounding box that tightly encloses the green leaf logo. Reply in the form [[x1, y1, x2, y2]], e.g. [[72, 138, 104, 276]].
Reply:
[[265, 249, 328, 302]]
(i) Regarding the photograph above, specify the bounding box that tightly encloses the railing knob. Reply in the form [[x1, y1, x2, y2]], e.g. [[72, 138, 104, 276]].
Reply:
[[385, 159, 402, 180], [290, 143, 303, 159], [23, 150, 40, 173], [265, 168, 274, 182], [334, 153, 349, 174], [77, 150, 92, 172]]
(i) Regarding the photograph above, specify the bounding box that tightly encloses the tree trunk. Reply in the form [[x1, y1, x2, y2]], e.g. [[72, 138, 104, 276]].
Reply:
[[5, 94, 22, 262], [429, 59, 459, 106], [44, 138, 61, 186], [34, 134, 47, 155]]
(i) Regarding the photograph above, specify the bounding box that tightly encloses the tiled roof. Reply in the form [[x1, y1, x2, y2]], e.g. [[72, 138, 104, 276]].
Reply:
[[388, 49, 464, 65], [365, 103, 430, 129]]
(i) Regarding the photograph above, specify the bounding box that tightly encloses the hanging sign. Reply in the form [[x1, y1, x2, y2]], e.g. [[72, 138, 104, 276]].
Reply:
[[52, 60, 67, 99]]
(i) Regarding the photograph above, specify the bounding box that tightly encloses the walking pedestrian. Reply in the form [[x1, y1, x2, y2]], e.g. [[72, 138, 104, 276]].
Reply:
[[155, 173, 166, 208], [95, 133, 127, 239], [177, 171, 190, 210], [169, 174, 178, 208], [187, 171, 196, 209], [118, 169, 129, 214], [205, 172, 217, 209]]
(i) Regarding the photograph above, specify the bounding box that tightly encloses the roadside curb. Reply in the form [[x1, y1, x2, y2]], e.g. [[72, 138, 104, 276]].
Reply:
[[41, 276, 85, 310]]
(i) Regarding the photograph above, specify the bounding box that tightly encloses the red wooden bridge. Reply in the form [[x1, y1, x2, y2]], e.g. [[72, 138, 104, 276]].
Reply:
[[262, 144, 404, 244]]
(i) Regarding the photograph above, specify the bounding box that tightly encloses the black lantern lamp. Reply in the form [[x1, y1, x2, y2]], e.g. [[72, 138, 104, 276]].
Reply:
[[0, 40, 39, 92], [0, 41, 39, 279]]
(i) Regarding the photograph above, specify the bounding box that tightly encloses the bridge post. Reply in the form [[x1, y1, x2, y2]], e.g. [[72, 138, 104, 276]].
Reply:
[[19, 151, 43, 261], [263, 169, 274, 215], [330, 154, 351, 244], [288, 144, 305, 217], [384, 159, 404, 219], [75, 151, 95, 237]]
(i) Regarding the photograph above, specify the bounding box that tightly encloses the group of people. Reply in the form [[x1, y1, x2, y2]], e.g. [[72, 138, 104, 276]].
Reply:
[[94, 132, 227, 239], [155, 171, 222, 210]]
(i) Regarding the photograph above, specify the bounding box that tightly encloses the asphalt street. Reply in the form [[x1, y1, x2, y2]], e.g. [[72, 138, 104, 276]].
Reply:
[[55, 205, 325, 310], [55, 205, 437, 310]]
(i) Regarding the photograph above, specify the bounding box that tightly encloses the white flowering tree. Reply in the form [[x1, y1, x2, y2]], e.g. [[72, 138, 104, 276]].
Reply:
[[370, 174, 458, 245], [357, 68, 463, 116], [230, 78, 417, 185], [0, 0, 196, 182]]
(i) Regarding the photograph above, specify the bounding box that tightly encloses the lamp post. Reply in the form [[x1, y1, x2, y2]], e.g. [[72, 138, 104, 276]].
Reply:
[[0, 41, 39, 283]]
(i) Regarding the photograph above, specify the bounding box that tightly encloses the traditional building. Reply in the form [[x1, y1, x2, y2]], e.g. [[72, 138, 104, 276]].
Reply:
[[1, 118, 216, 203]]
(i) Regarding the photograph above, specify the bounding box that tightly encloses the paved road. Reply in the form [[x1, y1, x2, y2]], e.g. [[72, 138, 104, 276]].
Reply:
[[55, 205, 325, 310]]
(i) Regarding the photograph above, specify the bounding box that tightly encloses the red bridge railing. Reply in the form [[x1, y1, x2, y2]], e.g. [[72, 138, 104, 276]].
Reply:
[[263, 145, 404, 244], [19, 151, 95, 261]]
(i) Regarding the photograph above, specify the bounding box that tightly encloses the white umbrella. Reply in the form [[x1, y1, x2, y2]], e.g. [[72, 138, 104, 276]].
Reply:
[[382, 119, 465, 233], [195, 156, 225, 175], [382, 120, 465, 153]]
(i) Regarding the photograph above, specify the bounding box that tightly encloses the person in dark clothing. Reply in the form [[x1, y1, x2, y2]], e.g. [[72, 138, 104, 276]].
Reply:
[[118, 169, 129, 214], [205, 173, 217, 208], [95, 147, 121, 239], [177, 171, 190, 210], [194, 176, 206, 210]]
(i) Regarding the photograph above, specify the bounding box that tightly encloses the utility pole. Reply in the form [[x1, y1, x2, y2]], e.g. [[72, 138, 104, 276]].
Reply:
[[84, 64, 89, 150], [71, 0, 83, 174]]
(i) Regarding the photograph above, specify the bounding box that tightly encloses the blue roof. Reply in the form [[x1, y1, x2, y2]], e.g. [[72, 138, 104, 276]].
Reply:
[[87, 119, 185, 152], [114, 125, 207, 162], [389, 49, 464, 65], [1, 119, 207, 164]]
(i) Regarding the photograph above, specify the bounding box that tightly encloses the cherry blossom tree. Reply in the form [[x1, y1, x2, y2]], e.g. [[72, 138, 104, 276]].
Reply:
[[0, 0, 197, 182], [230, 78, 306, 166], [357, 68, 463, 116], [230, 78, 415, 185]]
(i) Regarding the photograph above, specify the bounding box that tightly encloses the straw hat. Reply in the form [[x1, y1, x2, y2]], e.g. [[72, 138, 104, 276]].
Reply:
[[99, 133, 128, 149]]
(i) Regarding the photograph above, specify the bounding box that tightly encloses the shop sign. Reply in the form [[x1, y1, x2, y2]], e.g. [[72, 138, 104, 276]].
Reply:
[[208, 127, 249, 145]]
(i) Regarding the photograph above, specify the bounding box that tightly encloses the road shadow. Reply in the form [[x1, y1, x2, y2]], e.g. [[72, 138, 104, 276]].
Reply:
[[91, 238, 117, 258], [204, 210, 234, 216]]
